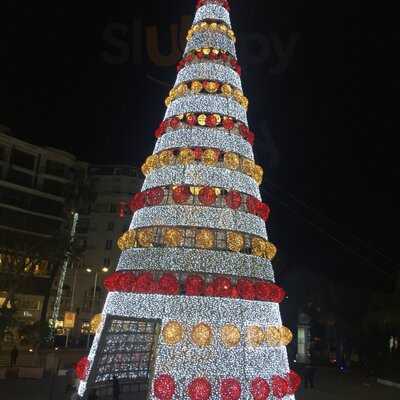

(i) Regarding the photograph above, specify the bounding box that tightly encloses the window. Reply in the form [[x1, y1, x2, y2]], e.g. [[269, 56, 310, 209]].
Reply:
[[105, 240, 113, 250], [107, 222, 114, 231], [10, 149, 35, 169]]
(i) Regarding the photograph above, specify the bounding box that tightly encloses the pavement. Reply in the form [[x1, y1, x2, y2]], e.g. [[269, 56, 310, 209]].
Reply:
[[0, 367, 398, 399]]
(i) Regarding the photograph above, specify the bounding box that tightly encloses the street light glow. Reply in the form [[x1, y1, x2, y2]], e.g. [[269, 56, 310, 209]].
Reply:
[[86, 268, 92, 273], [102, 267, 109, 273]]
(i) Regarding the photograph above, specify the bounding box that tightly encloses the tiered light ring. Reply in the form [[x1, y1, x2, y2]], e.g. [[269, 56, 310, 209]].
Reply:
[[187, 22, 236, 43], [196, 0, 231, 12]]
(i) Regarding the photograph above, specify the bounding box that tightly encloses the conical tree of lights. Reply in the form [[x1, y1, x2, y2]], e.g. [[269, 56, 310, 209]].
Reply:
[[78, 1, 300, 398]]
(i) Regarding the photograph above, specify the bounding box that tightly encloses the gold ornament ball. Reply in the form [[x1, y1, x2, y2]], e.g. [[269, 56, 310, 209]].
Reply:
[[146, 154, 159, 169], [196, 229, 214, 249], [253, 165, 264, 185], [202, 149, 219, 166], [202, 48, 211, 56], [251, 237, 266, 257], [213, 114, 222, 124], [220, 324, 241, 347], [164, 228, 183, 247], [137, 228, 154, 248], [162, 321, 184, 345], [265, 326, 282, 346], [90, 314, 102, 334], [117, 235, 126, 251], [177, 83, 188, 96], [159, 150, 175, 167], [279, 326, 293, 346], [193, 24, 200, 33], [191, 81, 203, 93], [241, 96, 249, 110], [210, 22, 219, 31], [141, 163, 151, 176], [197, 114, 207, 126], [178, 148, 195, 165], [221, 84, 233, 96], [125, 230, 136, 248], [191, 323, 213, 347], [200, 22, 209, 30], [219, 24, 228, 33], [165, 96, 173, 107], [265, 241, 277, 260], [242, 158, 255, 176], [205, 81, 219, 93], [190, 186, 202, 196], [227, 232, 245, 252], [247, 325, 264, 347], [233, 89, 243, 102], [224, 152, 240, 170], [211, 48, 220, 56]]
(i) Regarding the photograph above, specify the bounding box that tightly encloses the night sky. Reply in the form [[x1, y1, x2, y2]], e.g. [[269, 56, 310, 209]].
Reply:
[[2, 1, 392, 290]]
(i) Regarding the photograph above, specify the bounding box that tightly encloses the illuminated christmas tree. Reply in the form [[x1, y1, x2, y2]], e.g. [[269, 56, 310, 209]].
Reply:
[[78, 1, 301, 399]]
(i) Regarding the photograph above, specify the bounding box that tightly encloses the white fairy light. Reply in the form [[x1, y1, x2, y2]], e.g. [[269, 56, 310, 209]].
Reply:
[[184, 31, 237, 58], [193, 4, 231, 28]]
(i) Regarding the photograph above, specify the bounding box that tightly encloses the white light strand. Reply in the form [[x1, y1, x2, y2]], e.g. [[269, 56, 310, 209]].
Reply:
[[116, 247, 275, 281], [130, 205, 267, 238], [184, 31, 237, 58], [164, 94, 248, 126], [175, 62, 242, 91], [154, 127, 254, 160], [141, 164, 261, 200], [193, 4, 231, 28]]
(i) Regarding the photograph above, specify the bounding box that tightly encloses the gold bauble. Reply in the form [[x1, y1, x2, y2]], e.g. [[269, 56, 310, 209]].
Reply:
[[247, 325, 264, 347], [219, 25, 228, 33], [202, 48, 211, 56], [224, 152, 240, 170], [211, 48, 220, 55], [117, 235, 126, 251], [213, 114, 222, 124], [191, 323, 213, 347], [265, 242, 277, 260], [233, 89, 243, 102], [190, 186, 202, 196], [200, 22, 209, 30], [253, 165, 264, 185], [193, 24, 200, 33], [124, 230, 136, 248], [178, 148, 195, 165], [177, 83, 188, 96], [241, 96, 249, 110], [165, 96, 173, 107], [137, 228, 154, 248], [141, 163, 151, 176], [265, 326, 282, 346], [162, 321, 184, 345], [210, 22, 219, 31], [197, 114, 207, 126], [242, 158, 255, 176], [221, 84, 233, 96], [191, 81, 203, 93], [251, 237, 266, 257], [90, 314, 102, 334], [279, 326, 293, 346], [146, 154, 159, 169], [227, 232, 245, 252], [196, 229, 214, 249], [169, 88, 177, 97], [159, 150, 175, 167], [202, 149, 219, 166], [220, 324, 241, 347], [228, 29, 235, 38], [204, 81, 219, 93], [164, 228, 183, 247]]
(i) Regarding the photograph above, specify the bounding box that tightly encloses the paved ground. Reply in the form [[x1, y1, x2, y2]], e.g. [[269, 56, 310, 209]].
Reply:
[[0, 367, 398, 399]]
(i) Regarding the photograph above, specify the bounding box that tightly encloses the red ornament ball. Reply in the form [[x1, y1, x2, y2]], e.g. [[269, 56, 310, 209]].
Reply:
[[118, 272, 136, 292], [255, 281, 272, 301], [269, 284, 286, 303], [204, 283, 215, 297], [129, 192, 146, 213], [223, 118, 235, 130], [136, 272, 154, 293], [75, 356, 89, 381], [246, 130, 255, 145], [250, 377, 270, 400], [146, 187, 164, 206], [246, 196, 260, 215], [237, 278, 256, 300], [220, 378, 241, 400], [103, 273, 120, 292], [159, 273, 180, 295], [194, 147, 203, 160], [257, 202, 270, 221], [188, 377, 212, 400], [154, 374, 176, 400], [206, 114, 218, 127], [225, 191, 242, 210], [271, 376, 288, 399], [185, 275, 205, 296], [199, 187, 216, 206], [169, 117, 181, 129], [213, 276, 232, 297], [287, 370, 302, 395], [187, 114, 198, 126], [172, 185, 191, 204]]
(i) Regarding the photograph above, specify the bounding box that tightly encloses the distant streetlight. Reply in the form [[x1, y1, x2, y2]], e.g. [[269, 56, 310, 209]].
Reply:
[[86, 268, 92, 273], [101, 267, 109, 273]]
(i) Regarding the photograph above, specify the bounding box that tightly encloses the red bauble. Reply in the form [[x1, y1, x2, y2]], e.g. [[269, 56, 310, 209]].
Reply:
[[223, 118, 235, 130], [154, 374, 176, 400], [188, 377, 212, 400], [194, 147, 203, 160], [255, 281, 272, 301], [269, 284, 286, 303], [75, 356, 89, 380], [247, 130, 255, 145], [246, 196, 260, 215], [230, 287, 239, 298], [146, 187, 164, 206], [129, 192, 146, 213], [136, 272, 154, 293], [239, 123, 249, 138], [250, 378, 270, 400], [159, 273, 180, 295], [237, 278, 256, 300], [199, 187, 216, 206], [172, 185, 191, 204], [220, 378, 241, 400], [235, 65, 242, 76], [118, 272, 136, 292], [209, 52, 218, 60], [169, 117, 181, 129], [206, 115, 218, 127], [225, 191, 242, 210], [230, 59, 238, 68], [103, 273, 120, 292], [204, 283, 215, 297], [257, 202, 270, 222], [155, 127, 164, 138], [196, 51, 204, 59], [185, 54, 194, 63], [287, 370, 302, 395], [213, 276, 232, 297], [221, 53, 229, 62], [271, 376, 288, 399], [148, 280, 160, 294], [185, 275, 205, 296], [187, 114, 198, 126]]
